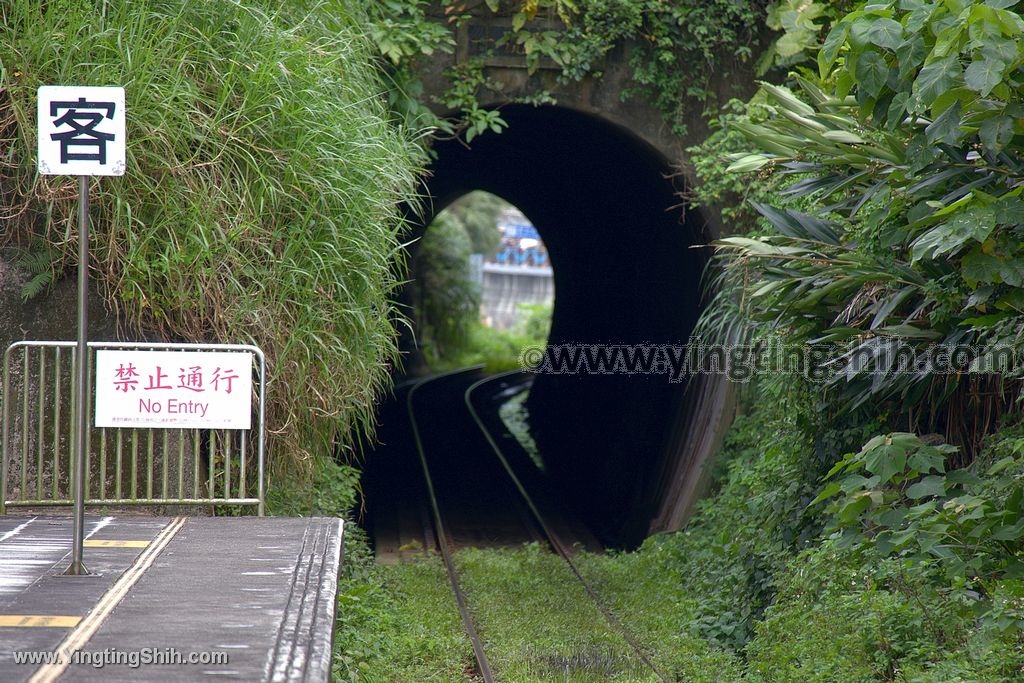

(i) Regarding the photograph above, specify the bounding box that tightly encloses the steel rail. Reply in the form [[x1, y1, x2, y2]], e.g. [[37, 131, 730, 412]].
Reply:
[[406, 368, 495, 683], [465, 371, 670, 683]]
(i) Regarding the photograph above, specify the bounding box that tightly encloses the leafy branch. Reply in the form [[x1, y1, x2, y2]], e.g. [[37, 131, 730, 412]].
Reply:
[[814, 432, 1024, 581], [704, 0, 1024, 450]]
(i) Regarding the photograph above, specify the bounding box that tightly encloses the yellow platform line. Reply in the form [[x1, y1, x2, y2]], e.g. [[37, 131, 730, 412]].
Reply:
[[0, 616, 81, 628], [83, 540, 150, 548], [29, 516, 187, 683]]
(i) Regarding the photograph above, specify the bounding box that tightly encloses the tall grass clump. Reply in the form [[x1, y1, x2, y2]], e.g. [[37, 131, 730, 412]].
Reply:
[[0, 0, 426, 481]]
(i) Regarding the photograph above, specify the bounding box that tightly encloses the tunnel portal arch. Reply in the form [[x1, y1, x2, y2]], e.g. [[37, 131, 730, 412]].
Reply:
[[409, 104, 723, 547]]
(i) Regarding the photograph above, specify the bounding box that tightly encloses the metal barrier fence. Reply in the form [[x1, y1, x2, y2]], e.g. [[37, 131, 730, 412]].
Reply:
[[1, 341, 265, 515]]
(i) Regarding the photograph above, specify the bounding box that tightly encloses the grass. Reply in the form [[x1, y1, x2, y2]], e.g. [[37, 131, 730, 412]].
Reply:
[[425, 306, 553, 375], [314, 394, 1024, 683], [574, 546, 745, 682], [334, 557, 475, 683], [324, 390, 1024, 681], [0, 0, 426, 483], [269, 382, 1024, 683], [330, 542, 740, 682], [454, 544, 657, 683]]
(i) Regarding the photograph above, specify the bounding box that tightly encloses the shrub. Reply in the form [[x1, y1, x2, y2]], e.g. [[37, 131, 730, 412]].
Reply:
[[0, 0, 425, 480]]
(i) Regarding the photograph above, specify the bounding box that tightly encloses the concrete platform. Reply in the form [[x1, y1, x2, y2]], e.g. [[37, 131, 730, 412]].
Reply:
[[0, 515, 343, 682]]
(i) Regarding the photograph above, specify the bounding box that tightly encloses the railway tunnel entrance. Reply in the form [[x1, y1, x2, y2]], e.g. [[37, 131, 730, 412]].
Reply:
[[400, 104, 711, 548]]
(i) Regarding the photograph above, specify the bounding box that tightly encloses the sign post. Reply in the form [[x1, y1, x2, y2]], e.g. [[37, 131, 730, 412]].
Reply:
[[70, 174, 90, 576], [38, 86, 126, 576]]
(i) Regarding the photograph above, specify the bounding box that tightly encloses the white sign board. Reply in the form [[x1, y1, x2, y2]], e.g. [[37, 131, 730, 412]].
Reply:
[[37, 86, 126, 176], [94, 350, 253, 429]]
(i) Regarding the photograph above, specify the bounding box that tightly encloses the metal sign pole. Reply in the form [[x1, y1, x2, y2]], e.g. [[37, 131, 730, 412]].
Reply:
[[66, 175, 90, 576], [38, 85, 124, 575]]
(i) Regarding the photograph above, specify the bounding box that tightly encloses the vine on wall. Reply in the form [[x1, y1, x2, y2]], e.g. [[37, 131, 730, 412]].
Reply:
[[368, 0, 840, 139]]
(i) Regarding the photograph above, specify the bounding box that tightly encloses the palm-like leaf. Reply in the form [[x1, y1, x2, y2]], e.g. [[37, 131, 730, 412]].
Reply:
[[699, 0, 1024, 450]]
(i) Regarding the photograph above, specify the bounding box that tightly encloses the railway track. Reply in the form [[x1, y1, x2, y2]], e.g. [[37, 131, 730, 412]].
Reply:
[[402, 367, 668, 683]]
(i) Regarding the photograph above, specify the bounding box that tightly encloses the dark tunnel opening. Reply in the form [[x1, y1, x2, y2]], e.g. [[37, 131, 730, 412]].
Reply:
[[402, 104, 706, 548]]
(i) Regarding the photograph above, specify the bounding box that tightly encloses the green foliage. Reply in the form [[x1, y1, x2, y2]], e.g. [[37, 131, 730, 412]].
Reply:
[[568, 389, 1024, 679], [574, 546, 746, 682], [270, 455, 471, 682], [495, 0, 580, 77], [815, 431, 1024, 581], [335, 387, 1024, 682], [436, 57, 512, 141], [613, 0, 769, 136], [740, 425, 1023, 679], [267, 442, 471, 682], [686, 100, 786, 232], [265, 453, 361, 519], [13, 243, 58, 301], [618, 392, 1024, 679], [333, 556, 474, 682], [686, 100, 793, 357], [626, 384, 826, 652], [368, 0, 454, 65], [0, 0, 425, 479], [436, 300, 551, 374], [704, 0, 1024, 448], [757, 0, 856, 73], [431, 317, 548, 374], [899, 576, 1024, 681], [454, 544, 654, 682], [365, 0, 456, 131], [746, 538, 1024, 681], [744, 424, 1024, 681], [414, 192, 552, 370], [413, 212, 480, 364], [367, 0, 839, 140], [510, 301, 552, 342], [443, 190, 507, 255], [745, 547, 967, 682], [972, 419, 1024, 499]]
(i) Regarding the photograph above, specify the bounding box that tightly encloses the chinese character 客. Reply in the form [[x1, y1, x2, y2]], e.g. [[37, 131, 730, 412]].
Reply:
[[49, 97, 116, 164]]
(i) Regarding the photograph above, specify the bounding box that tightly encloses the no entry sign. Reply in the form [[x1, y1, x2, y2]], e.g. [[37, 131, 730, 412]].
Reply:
[[94, 350, 253, 429]]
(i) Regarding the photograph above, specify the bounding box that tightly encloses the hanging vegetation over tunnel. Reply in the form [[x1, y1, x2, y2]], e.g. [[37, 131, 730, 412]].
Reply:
[[367, 0, 841, 138]]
